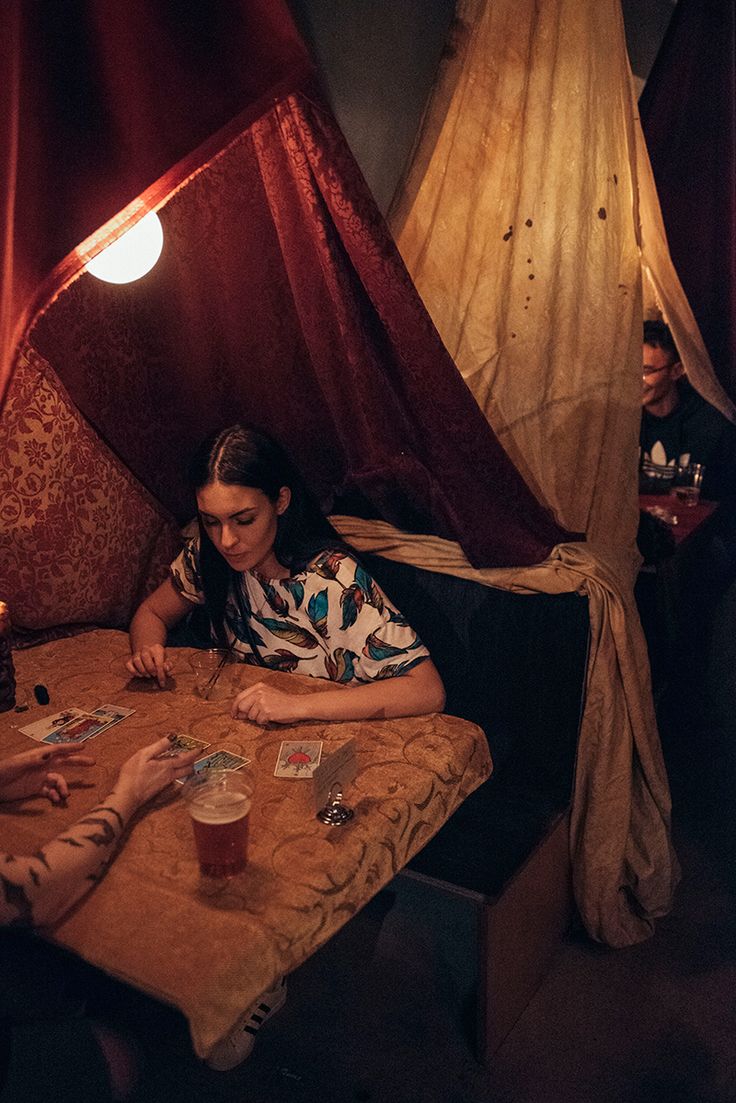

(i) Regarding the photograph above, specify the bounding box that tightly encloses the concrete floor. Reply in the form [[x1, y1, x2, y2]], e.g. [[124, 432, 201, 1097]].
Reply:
[[113, 819, 736, 1103]]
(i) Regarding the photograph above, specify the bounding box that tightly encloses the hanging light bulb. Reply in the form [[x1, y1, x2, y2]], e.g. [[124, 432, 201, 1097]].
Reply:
[[86, 211, 164, 284]]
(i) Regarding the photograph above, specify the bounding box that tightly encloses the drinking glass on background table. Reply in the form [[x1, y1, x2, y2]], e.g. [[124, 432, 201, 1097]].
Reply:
[[672, 463, 705, 507], [189, 649, 234, 701], [183, 768, 253, 877]]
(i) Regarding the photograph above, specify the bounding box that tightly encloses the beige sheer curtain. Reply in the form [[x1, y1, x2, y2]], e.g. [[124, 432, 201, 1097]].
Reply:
[[385, 0, 683, 946], [390, 0, 645, 545]]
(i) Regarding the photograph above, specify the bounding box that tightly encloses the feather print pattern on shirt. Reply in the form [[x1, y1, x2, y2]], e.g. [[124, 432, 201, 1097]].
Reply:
[[169, 542, 430, 684]]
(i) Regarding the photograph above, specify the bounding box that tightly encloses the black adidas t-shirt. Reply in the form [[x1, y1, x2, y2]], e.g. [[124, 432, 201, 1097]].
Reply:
[[639, 382, 736, 501]]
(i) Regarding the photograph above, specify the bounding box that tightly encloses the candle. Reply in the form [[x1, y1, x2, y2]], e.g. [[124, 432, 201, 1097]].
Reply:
[[0, 601, 16, 712]]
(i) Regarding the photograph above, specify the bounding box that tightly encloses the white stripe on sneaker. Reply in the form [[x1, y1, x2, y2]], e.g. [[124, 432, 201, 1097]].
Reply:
[[206, 978, 287, 1072]]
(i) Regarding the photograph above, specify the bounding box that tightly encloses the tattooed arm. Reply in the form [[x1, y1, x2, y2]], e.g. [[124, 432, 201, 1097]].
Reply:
[[0, 738, 198, 928]]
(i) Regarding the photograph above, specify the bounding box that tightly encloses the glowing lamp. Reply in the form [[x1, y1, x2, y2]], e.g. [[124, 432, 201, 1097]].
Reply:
[[86, 211, 164, 284]]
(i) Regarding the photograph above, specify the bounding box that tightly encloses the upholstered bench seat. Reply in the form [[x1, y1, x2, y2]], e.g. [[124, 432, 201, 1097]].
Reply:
[[360, 554, 589, 1062]]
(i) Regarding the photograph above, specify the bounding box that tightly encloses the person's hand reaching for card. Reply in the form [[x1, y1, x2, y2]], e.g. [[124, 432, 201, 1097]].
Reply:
[[0, 738, 200, 930], [112, 737, 199, 810], [126, 644, 173, 688]]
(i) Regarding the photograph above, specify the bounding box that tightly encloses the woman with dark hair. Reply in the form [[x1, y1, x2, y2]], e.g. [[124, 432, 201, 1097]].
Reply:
[[126, 426, 445, 1071], [127, 425, 446, 726]]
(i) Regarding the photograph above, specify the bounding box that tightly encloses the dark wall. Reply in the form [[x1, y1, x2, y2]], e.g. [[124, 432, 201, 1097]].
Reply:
[[287, 0, 455, 213], [287, 1, 676, 214]]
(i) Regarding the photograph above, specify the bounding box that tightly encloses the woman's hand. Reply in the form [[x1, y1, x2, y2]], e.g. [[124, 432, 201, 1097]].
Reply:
[[113, 737, 199, 808], [127, 578, 193, 688], [231, 683, 306, 726], [126, 645, 173, 689], [0, 744, 95, 804], [233, 660, 445, 725]]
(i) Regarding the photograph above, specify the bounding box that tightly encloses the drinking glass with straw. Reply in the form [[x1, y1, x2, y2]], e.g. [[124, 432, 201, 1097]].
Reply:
[[189, 649, 233, 701]]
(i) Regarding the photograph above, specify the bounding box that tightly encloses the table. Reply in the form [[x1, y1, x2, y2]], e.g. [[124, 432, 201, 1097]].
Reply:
[[0, 630, 491, 1057], [639, 493, 718, 545]]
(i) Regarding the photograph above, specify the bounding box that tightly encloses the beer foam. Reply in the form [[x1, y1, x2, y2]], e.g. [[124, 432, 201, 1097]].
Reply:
[[190, 790, 250, 825]]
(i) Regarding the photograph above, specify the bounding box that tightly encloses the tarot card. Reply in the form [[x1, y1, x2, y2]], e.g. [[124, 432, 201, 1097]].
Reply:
[[175, 749, 251, 785], [274, 740, 323, 778], [20, 708, 88, 741], [41, 712, 113, 744], [163, 733, 211, 754], [93, 704, 136, 727]]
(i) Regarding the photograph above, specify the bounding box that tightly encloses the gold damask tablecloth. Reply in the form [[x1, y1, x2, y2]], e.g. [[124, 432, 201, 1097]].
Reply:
[[0, 630, 491, 1057]]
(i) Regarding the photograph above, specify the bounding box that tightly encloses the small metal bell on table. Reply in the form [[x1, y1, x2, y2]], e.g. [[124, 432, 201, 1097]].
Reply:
[[316, 785, 354, 826]]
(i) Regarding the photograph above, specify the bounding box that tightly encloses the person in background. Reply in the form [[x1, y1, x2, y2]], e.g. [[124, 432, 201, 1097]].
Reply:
[[639, 319, 736, 501], [637, 323, 736, 764], [0, 739, 198, 1103]]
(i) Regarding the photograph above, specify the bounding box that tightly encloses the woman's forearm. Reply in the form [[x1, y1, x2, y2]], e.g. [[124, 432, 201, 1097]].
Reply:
[[0, 788, 139, 928], [299, 661, 446, 722], [233, 659, 447, 726], [129, 601, 169, 654]]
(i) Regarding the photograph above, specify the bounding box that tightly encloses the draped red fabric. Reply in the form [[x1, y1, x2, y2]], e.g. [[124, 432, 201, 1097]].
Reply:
[[3, 0, 574, 579], [0, 0, 309, 404], [639, 0, 736, 402]]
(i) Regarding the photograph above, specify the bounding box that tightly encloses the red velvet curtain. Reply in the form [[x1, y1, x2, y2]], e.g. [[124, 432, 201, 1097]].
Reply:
[[639, 0, 736, 402], [3, 0, 574, 572], [0, 0, 309, 401]]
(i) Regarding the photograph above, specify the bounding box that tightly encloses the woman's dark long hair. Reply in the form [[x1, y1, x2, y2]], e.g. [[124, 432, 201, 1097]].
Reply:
[[187, 424, 341, 648]]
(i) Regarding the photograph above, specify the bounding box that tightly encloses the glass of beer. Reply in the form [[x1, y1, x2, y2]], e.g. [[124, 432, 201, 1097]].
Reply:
[[673, 462, 705, 507], [183, 769, 252, 877]]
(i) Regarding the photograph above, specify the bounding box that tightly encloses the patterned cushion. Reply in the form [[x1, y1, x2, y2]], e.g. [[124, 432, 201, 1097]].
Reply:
[[0, 343, 181, 631]]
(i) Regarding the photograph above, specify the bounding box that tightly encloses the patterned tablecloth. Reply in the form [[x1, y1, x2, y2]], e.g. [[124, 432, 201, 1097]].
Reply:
[[0, 630, 491, 1057]]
